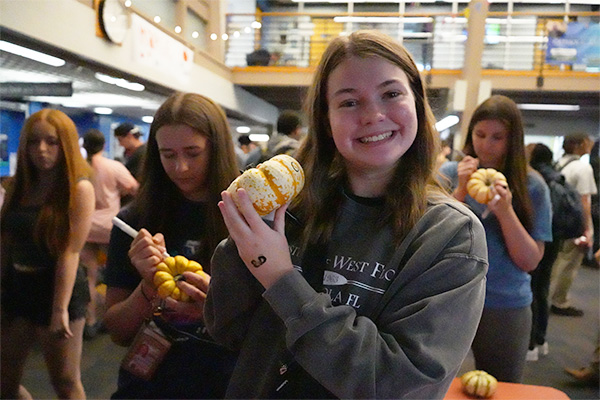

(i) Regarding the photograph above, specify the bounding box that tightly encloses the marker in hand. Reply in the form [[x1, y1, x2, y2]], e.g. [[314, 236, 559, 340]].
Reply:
[[112, 216, 171, 258]]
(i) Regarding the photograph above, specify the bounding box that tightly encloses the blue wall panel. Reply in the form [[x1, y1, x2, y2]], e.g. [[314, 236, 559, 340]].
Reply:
[[0, 109, 25, 177]]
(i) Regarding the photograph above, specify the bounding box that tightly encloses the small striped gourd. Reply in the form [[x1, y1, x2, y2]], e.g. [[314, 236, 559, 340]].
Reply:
[[467, 168, 508, 204], [153, 256, 205, 301], [460, 370, 498, 398]]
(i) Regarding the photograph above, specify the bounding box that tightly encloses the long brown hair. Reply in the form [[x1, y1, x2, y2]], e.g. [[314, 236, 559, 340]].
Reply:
[[131, 92, 239, 269], [1, 109, 91, 258], [462, 95, 534, 231], [292, 30, 446, 246]]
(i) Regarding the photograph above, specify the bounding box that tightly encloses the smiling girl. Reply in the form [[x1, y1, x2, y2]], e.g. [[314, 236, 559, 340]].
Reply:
[[439, 95, 552, 382], [205, 30, 488, 399]]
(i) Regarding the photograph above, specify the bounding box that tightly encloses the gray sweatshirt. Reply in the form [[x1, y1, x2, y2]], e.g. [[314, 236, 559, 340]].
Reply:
[[205, 195, 488, 399]]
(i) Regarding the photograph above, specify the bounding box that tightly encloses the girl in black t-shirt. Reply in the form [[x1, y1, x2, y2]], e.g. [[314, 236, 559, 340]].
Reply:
[[103, 92, 239, 399], [1, 109, 95, 399]]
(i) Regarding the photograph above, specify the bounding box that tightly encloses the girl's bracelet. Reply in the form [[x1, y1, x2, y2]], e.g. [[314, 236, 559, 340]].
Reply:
[[140, 281, 155, 303], [140, 281, 165, 316]]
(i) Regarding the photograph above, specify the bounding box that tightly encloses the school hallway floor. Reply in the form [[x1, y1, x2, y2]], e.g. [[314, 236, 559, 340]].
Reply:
[[21, 264, 599, 399]]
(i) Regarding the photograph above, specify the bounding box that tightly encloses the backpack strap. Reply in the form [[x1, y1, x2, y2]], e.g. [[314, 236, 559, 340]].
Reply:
[[556, 156, 578, 172]]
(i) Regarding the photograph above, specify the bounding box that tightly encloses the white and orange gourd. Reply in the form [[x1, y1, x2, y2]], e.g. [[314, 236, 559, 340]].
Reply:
[[227, 154, 305, 216]]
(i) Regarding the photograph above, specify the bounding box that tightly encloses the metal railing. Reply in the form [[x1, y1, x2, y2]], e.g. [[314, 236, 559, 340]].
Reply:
[[224, 11, 600, 73]]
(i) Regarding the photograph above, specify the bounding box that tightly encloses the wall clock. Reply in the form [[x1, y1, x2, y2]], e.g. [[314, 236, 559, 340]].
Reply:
[[98, 0, 130, 45]]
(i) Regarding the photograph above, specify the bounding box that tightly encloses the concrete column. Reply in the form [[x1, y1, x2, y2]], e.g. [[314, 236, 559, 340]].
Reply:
[[207, 0, 226, 60], [174, 0, 186, 37], [458, 0, 489, 146]]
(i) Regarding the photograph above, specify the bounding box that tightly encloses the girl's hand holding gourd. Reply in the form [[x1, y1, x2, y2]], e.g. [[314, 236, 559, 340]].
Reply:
[[455, 156, 479, 201], [219, 189, 294, 289]]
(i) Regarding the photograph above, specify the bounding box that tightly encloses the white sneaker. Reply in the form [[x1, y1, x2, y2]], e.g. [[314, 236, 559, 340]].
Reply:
[[539, 341, 549, 356], [526, 347, 539, 361]]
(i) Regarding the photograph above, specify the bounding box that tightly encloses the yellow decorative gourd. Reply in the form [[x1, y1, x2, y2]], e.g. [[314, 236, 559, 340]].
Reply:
[[153, 255, 204, 301], [467, 168, 508, 204], [460, 370, 498, 398], [227, 154, 305, 216]]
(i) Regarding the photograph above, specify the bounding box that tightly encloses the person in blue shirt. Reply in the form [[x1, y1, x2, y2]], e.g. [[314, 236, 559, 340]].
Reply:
[[439, 95, 552, 383]]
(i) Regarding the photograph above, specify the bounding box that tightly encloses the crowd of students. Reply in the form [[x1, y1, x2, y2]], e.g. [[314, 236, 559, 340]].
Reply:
[[0, 29, 597, 399]]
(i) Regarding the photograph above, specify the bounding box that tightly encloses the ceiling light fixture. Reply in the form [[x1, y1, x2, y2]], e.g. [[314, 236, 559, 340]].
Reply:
[[0, 40, 66, 67], [95, 72, 145, 92], [435, 115, 460, 132], [249, 133, 269, 142], [118, 81, 144, 91], [142, 116, 154, 123], [236, 126, 251, 134], [517, 104, 580, 111], [95, 72, 119, 85], [60, 101, 87, 109], [0, 69, 62, 83], [94, 107, 113, 115], [31, 93, 163, 111]]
